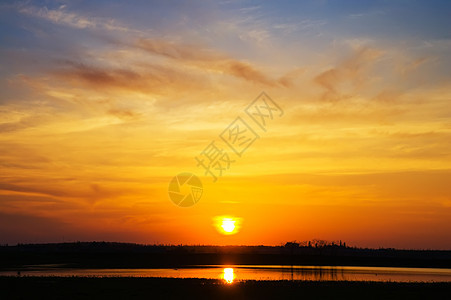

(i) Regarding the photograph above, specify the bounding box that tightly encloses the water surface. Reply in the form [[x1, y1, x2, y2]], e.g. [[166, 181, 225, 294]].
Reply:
[[2, 265, 451, 283]]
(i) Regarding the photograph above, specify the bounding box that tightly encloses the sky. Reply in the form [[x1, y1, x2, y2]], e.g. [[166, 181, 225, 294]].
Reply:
[[1, 0, 451, 249]]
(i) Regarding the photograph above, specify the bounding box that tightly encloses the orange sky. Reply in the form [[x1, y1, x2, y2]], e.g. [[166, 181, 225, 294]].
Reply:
[[1, 1, 450, 249]]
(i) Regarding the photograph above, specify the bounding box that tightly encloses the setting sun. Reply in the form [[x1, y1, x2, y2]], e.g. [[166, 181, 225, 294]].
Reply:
[[221, 219, 236, 233], [214, 216, 242, 235]]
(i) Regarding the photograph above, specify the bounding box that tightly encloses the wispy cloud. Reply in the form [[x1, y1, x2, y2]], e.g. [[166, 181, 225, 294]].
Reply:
[[273, 19, 327, 35], [314, 47, 383, 101], [17, 4, 136, 32], [135, 38, 282, 86]]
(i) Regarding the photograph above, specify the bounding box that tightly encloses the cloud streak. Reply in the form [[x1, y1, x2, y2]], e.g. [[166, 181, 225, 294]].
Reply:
[[314, 47, 383, 101], [18, 4, 135, 32], [136, 38, 285, 86]]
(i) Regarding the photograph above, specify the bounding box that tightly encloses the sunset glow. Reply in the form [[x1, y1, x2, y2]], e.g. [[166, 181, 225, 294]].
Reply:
[[0, 1, 450, 250]]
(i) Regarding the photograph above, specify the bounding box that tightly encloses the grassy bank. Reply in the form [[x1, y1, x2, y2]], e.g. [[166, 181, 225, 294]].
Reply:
[[0, 276, 450, 299]]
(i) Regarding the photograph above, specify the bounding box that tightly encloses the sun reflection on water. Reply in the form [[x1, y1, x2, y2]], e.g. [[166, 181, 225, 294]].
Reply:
[[223, 268, 234, 284]]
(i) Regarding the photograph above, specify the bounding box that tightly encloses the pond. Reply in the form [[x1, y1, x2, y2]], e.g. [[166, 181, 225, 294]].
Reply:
[[1, 265, 451, 283]]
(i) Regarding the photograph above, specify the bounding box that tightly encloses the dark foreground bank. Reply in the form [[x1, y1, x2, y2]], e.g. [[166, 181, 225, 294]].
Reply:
[[1, 277, 450, 300], [2, 242, 451, 269]]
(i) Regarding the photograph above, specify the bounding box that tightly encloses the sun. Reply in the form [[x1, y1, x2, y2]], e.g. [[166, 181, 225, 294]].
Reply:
[[221, 218, 236, 233], [214, 216, 241, 235]]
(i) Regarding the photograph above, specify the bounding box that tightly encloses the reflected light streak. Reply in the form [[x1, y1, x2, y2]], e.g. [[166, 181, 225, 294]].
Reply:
[[223, 268, 234, 284]]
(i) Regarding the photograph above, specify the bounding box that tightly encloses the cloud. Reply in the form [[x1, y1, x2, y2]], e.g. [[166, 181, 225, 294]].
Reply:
[[0, 115, 43, 133], [273, 19, 327, 36], [314, 47, 383, 101], [252, 170, 451, 202], [225, 60, 276, 85], [277, 68, 305, 88], [57, 62, 142, 88], [52, 60, 205, 97], [26, 37, 292, 108], [0, 211, 73, 244], [238, 5, 261, 13], [135, 38, 283, 86], [18, 4, 134, 32], [0, 181, 80, 199], [107, 108, 140, 120], [135, 38, 222, 61], [0, 210, 159, 244], [397, 57, 430, 77]]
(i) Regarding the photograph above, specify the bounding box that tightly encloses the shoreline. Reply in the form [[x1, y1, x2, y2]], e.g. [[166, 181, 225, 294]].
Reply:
[[1, 276, 450, 299]]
